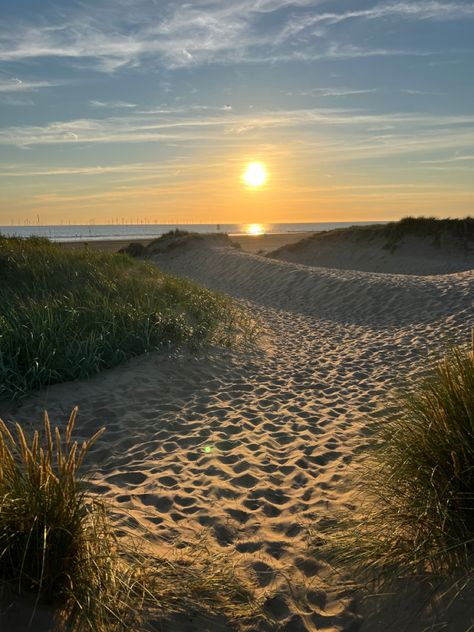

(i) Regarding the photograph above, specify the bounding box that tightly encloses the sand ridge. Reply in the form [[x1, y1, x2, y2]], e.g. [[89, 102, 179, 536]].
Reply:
[[267, 227, 474, 275], [151, 238, 473, 328], [5, 237, 473, 631]]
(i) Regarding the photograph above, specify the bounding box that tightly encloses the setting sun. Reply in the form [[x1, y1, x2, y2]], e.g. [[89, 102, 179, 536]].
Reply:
[[242, 162, 268, 188], [245, 223, 265, 236]]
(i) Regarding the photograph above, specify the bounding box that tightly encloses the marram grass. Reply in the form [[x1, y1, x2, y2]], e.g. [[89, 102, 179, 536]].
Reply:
[[0, 407, 104, 596], [0, 236, 245, 400], [0, 407, 150, 631], [325, 336, 474, 584]]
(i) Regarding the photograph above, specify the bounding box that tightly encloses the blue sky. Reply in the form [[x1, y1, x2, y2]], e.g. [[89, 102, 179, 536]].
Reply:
[[0, 0, 473, 224]]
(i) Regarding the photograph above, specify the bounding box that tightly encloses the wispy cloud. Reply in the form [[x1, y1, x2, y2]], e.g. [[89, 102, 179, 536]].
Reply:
[[0, 78, 63, 92], [288, 87, 379, 97], [1, 107, 472, 168], [283, 1, 474, 38], [1, 1, 466, 72], [418, 154, 474, 163], [0, 162, 178, 177], [400, 88, 445, 95], [89, 99, 137, 108]]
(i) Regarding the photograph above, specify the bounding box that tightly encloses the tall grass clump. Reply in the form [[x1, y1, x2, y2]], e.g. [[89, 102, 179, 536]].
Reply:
[[0, 237, 244, 400], [328, 337, 474, 582], [0, 408, 150, 631]]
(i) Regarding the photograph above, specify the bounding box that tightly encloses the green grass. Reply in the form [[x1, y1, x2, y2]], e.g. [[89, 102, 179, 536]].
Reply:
[[325, 336, 474, 584], [0, 410, 262, 631], [144, 230, 236, 255], [0, 236, 243, 400]]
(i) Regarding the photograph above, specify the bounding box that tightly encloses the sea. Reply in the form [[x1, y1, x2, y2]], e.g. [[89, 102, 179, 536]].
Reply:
[[0, 221, 387, 242]]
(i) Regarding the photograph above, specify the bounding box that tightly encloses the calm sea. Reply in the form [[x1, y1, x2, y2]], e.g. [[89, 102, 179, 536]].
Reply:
[[0, 222, 386, 242]]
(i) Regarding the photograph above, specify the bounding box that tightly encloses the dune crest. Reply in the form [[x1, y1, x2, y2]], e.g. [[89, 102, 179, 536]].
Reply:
[[267, 217, 474, 275]]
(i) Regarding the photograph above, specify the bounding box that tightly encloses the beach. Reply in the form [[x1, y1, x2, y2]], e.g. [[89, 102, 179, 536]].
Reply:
[[3, 230, 473, 631], [2, 0, 473, 626]]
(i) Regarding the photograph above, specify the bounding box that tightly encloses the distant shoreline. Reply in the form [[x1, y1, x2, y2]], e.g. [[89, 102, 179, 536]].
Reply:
[[0, 221, 388, 244]]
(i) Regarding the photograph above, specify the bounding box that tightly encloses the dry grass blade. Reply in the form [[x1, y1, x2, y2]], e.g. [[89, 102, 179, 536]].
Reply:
[[66, 406, 78, 448], [44, 411, 53, 466], [76, 428, 105, 471]]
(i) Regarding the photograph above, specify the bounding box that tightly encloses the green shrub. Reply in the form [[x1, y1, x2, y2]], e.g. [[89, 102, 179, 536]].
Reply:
[[327, 337, 474, 580], [0, 237, 242, 400]]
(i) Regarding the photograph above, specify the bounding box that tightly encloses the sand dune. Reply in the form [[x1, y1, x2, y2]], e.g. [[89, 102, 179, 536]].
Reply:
[[5, 235, 473, 631], [151, 236, 473, 329], [268, 221, 474, 275]]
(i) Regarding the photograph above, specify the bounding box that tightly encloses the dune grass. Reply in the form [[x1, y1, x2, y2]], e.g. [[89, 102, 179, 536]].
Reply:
[[270, 215, 474, 257], [0, 236, 243, 400], [326, 336, 474, 584], [0, 408, 147, 631], [0, 409, 262, 631]]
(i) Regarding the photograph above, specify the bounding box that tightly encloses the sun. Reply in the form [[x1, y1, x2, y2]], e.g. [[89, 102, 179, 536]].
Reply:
[[242, 162, 268, 188], [246, 223, 264, 236]]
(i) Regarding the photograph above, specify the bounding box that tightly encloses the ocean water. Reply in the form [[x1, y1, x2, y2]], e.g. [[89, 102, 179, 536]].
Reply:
[[0, 221, 386, 242]]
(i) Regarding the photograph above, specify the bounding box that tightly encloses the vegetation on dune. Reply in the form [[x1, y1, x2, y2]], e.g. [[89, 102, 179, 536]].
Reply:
[[0, 236, 243, 400], [143, 230, 236, 255], [326, 336, 474, 587], [380, 216, 474, 253], [270, 216, 474, 256], [0, 409, 262, 631], [119, 230, 238, 258], [0, 408, 144, 631]]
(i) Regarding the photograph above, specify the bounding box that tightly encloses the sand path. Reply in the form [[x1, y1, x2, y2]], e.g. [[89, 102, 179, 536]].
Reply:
[[8, 242, 473, 631]]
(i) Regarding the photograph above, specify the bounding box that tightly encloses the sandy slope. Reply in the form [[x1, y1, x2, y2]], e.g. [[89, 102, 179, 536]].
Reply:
[[268, 231, 474, 275], [3, 238, 473, 631]]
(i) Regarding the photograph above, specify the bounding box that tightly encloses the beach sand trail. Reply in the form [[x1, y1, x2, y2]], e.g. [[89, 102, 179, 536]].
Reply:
[[7, 238, 473, 631]]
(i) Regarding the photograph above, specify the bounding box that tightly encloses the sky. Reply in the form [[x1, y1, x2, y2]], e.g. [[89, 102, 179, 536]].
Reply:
[[0, 0, 473, 225]]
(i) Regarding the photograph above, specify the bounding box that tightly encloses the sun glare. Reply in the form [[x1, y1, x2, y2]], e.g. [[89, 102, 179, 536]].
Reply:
[[246, 224, 265, 236], [242, 162, 268, 188]]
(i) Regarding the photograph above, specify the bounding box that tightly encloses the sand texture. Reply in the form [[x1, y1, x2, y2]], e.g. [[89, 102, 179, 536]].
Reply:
[[268, 229, 474, 275], [3, 236, 473, 631]]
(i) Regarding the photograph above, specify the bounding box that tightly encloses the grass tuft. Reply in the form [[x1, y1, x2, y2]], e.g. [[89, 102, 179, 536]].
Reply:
[[325, 335, 474, 583], [0, 408, 152, 631], [0, 236, 244, 400]]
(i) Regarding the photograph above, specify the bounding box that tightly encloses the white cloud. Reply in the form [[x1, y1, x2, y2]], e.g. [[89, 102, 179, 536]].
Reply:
[[0, 1, 465, 72], [0, 78, 63, 92], [306, 87, 379, 97], [284, 1, 474, 37], [0, 162, 181, 177], [0, 107, 472, 168], [89, 99, 137, 108], [418, 154, 474, 163]]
